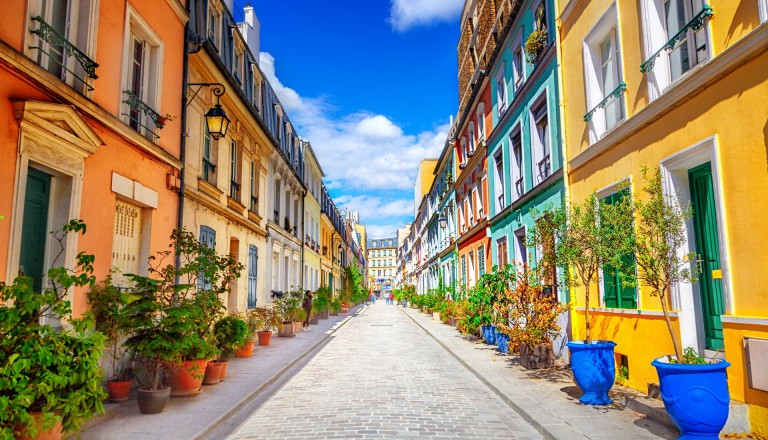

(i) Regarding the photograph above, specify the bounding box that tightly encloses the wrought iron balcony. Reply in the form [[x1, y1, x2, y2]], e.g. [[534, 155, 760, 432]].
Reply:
[[537, 154, 551, 182], [640, 5, 713, 73], [584, 82, 627, 122], [273, 210, 279, 223], [29, 16, 99, 91], [202, 158, 216, 183], [229, 180, 241, 200], [122, 91, 162, 140], [515, 177, 524, 197]]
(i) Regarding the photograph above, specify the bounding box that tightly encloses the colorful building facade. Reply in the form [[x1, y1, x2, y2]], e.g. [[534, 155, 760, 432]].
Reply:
[[558, 0, 768, 432], [0, 0, 185, 317]]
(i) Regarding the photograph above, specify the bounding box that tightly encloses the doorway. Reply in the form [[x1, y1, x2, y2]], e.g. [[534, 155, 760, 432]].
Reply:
[[19, 168, 52, 291]]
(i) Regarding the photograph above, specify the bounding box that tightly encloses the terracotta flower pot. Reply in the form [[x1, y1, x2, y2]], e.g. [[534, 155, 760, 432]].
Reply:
[[164, 359, 208, 397], [292, 321, 302, 334], [106, 379, 133, 402], [278, 323, 295, 337], [257, 330, 272, 346], [203, 361, 224, 385], [220, 360, 229, 380], [16, 412, 62, 440], [235, 339, 255, 358], [137, 386, 171, 414]]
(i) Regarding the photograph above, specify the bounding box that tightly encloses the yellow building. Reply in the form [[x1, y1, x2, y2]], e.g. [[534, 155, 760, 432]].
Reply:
[[557, 0, 768, 433], [413, 159, 438, 216], [303, 142, 323, 291]]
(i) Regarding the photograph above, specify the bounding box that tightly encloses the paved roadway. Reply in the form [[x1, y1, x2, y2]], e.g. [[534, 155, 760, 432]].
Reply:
[[223, 301, 543, 440]]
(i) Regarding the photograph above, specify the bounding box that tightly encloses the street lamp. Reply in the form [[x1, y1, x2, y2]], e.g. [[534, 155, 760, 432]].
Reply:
[[438, 215, 447, 230], [188, 83, 230, 140]]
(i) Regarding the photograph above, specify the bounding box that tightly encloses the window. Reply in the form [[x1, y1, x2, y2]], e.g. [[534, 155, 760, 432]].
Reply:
[[478, 246, 486, 276], [207, 3, 221, 50], [514, 227, 527, 265], [513, 40, 525, 91], [584, 6, 626, 142], [122, 10, 162, 141], [247, 245, 258, 308], [198, 226, 216, 290], [460, 254, 467, 285], [535, 1, 548, 38], [601, 190, 637, 308], [497, 237, 508, 269], [26, 0, 98, 95], [468, 124, 476, 154], [229, 140, 240, 201], [761, 0, 768, 22], [202, 120, 216, 184], [510, 129, 524, 198], [536, 214, 557, 296], [493, 152, 505, 213], [468, 251, 476, 285], [233, 44, 243, 84], [460, 138, 468, 165], [495, 64, 508, 116], [641, 0, 711, 98], [531, 99, 551, 184], [273, 178, 281, 222], [476, 103, 486, 144], [111, 199, 144, 288], [249, 160, 258, 212]]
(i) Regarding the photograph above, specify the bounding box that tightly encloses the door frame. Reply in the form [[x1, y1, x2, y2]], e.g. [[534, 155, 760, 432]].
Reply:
[[660, 135, 731, 355]]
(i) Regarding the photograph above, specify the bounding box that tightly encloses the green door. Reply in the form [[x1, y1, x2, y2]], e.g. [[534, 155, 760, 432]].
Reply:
[[19, 168, 52, 292], [689, 163, 725, 350]]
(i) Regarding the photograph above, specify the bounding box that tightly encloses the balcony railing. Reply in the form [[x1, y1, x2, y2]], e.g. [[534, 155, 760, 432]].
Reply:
[[640, 5, 713, 73], [202, 158, 216, 183], [29, 16, 99, 91], [515, 177, 524, 197], [537, 155, 551, 182], [584, 82, 627, 122], [229, 180, 240, 201], [273, 210, 279, 223], [250, 196, 258, 212], [122, 90, 161, 141]]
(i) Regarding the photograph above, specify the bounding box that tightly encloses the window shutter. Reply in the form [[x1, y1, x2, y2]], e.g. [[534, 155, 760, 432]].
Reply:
[[478, 246, 485, 276], [600, 190, 636, 309], [248, 245, 258, 308]]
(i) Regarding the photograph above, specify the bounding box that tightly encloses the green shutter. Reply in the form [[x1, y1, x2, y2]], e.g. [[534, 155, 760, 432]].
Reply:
[[601, 190, 636, 309], [478, 246, 486, 276]]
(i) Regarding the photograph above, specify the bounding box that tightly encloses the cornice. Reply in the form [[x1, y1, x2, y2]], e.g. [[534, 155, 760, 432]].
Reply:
[[569, 23, 768, 171], [457, 218, 489, 247], [165, 0, 189, 24]]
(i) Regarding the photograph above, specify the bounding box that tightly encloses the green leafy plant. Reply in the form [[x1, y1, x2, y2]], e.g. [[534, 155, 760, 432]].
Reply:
[[312, 286, 331, 312], [213, 316, 249, 359], [86, 275, 135, 382], [274, 290, 303, 323], [329, 299, 342, 314], [0, 220, 107, 437], [524, 29, 548, 64], [616, 365, 629, 384], [530, 191, 635, 343], [249, 306, 280, 332], [633, 167, 699, 362], [670, 347, 706, 365]]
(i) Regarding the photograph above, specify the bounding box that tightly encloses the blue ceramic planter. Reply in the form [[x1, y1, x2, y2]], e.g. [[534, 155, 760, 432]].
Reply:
[[567, 340, 617, 405], [481, 325, 491, 344], [652, 357, 731, 440], [486, 325, 497, 345], [496, 331, 509, 354]]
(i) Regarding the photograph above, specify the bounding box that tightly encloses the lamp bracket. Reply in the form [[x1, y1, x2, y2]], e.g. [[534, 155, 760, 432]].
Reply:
[[187, 82, 226, 107]]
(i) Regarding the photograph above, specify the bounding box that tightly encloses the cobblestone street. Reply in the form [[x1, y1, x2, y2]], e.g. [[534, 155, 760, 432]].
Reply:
[[224, 302, 543, 439]]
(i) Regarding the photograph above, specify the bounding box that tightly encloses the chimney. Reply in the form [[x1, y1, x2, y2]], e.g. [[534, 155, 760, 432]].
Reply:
[[240, 3, 261, 65]]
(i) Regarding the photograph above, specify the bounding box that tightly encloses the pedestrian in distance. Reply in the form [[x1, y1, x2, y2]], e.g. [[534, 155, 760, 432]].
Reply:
[[302, 290, 312, 328]]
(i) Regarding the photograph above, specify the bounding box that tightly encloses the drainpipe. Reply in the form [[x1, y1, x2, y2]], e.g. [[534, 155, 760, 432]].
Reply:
[[176, 6, 194, 275]]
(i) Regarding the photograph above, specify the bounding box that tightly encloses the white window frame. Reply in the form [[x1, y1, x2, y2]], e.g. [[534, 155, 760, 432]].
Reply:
[[493, 151, 505, 213], [761, 0, 768, 22], [640, 0, 713, 100], [512, 34, 525, 92], [495, 63, 508, 116], [530, 94, 551, 185], [514, 226, 528, 265], [232, 36, 245, 85], [584, 4, 626, 144], [509, 126, 524, 200], [460, 137, 468, 165], [121, 6, 163, 139], [476, 103, 486, 144], [207, 0, 222, 51], [468, 123, 476, 154]]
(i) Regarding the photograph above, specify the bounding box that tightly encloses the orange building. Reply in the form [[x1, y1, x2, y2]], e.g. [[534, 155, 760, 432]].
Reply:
[[0, 1, 187, 317]]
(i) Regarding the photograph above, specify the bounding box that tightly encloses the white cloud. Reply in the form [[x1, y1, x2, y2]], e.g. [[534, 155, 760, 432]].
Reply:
[[366, 224, 402, 239], [259, 52, 449, 192], [334, 195, 413, 218], [389, 0, 464, 32]]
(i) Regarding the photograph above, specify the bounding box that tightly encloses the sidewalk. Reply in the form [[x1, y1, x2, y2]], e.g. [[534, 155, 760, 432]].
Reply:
[[76, 308, 361, 440], [400, 306, 679, 440]]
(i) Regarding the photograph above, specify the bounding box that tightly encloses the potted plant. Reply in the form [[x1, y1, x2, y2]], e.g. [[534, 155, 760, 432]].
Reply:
[[291, 307, 306, 333], [206, 315, 248, 384], [531, 191, 634, 404], [312, 286, 331, 320], [329, 299, 342, 316], [274, 291, 301, 337], [1, 220, 107, 438], [86, 276, 135, 402], [524, 29, 548, 64], [498, 263, 568, 368], [632, 167, 728, 439], [255, 306, 280, 346], [235, 311, 261, 358]]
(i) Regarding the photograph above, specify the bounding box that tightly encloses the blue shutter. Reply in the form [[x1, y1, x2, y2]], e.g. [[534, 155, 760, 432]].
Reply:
[[248, 245, 258, 309], [198, 226, 216, 290]]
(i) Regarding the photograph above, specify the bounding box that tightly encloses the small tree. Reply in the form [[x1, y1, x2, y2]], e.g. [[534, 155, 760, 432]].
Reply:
[[633, 167, 697, 362], [531, 191, 634, 342]]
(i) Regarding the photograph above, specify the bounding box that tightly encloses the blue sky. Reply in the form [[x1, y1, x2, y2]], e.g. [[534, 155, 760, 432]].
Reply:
[[237, 0, 462, 238]]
